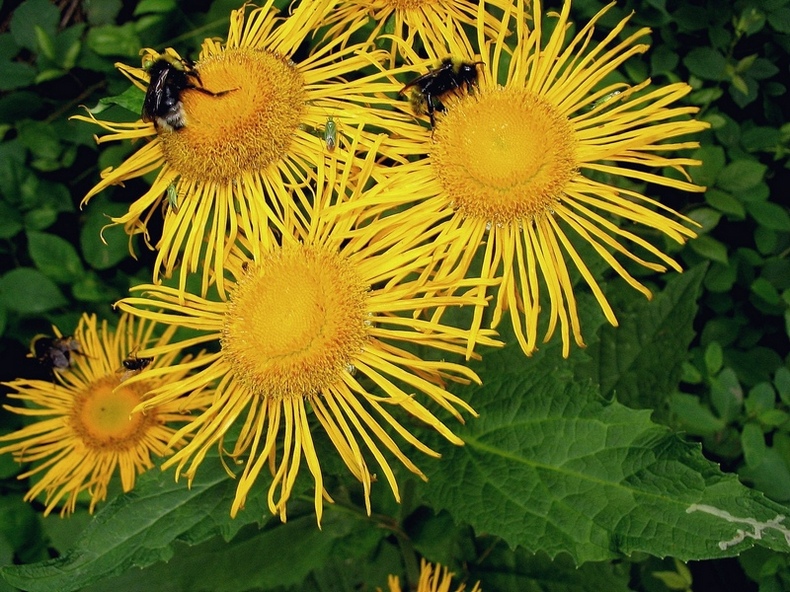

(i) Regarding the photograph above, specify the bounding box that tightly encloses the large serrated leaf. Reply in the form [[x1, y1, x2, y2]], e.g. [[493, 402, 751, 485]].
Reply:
[[472, 544, 632, 592], [574, 265, 706, 414], [79, 511, 380, 592], [419, 344, 790, 564], [0, 452, 278, 592]]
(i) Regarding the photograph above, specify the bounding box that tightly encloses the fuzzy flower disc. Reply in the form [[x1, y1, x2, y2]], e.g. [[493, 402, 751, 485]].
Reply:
[[74, 376, 154, 447], [162, 48, 305, 184], [0, 313, 201, 515], [222, 246, 368, 399], [432, 88, 577, 224]]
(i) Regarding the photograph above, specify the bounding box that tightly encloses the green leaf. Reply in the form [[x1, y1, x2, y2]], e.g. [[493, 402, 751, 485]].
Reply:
[[0, 267, 66, 314], [710, 368, 744, 424], [0, 452, 275, 592], [650, 45, 679, 76], [0, 200, 23, 238], [26, 231, 85, 284], [717, 160, 768, 192], [745, 383, 777, 416], [670, 392, 727, 436], [751, 277, 781, 305], [575, 265, 705, 413], [473, 546, 632, 592], [0, 60, 36, 91], [768, 7, 790, 32], [705, 188, 745, 219], [746, 202, 790, 231], [742, 126, 781, 151], [72, 272, 119, 303], [704, 342, 724, 374], [776, 367, 790, 407], [421, 345, 790, 563], [689, 235, 729, 265], [742, 422, 768, 467], [759, 409, 789, 428], [9, 0, 60, 52], [33, 25, 55, 60], [683, 47, 728, 81], [134, 0, 177, 15], [689, 207, 721, 233], [80, 513, 379, 592], [690, 146, 726, 186], [18, 121, 61, 162], [86, 23, 141, 58], [80, 195, 134, 270], [0, 497, 41, 555], [85, 0, 123, 25], [96, 85, 145, 116], [704, 261, 737, 293], [739, 447, 790, 502]]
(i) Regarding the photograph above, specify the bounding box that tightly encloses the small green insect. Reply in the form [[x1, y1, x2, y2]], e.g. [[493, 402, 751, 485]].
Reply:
[[166, 182, 179, 213], [590, 90, 622, 110], [323, 116, 337, 152]]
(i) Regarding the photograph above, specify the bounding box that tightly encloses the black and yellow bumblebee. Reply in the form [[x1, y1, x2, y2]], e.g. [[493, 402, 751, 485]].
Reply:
[[119, 350, 154, 382], [142, 55, 233, 131], [399, 58, 483, 126], [29, 335, 82, 372]]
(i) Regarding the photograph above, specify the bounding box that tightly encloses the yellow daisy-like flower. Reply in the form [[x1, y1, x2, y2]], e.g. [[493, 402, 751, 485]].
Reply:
[[359, 0, 707, 357], [383, 559, 481, 592], [0, 313, 201, 516], [74, 0, 422, 299], [321, 0, 512, 65], [116, 151, 501, 524]]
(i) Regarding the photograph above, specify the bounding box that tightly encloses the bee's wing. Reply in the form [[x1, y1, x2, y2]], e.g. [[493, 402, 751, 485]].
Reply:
[[141, 67, 170, 121], [399, 70, 437, 95], [50, 350, 70, 369]]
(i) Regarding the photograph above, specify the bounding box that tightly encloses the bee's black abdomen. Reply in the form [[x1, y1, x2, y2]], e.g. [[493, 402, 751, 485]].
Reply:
[[400, 58, 482, 127]]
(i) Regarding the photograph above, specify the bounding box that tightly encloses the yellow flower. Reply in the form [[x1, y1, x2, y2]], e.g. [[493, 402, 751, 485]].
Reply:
[[321, 0, 513, 65], [74, 0, 421, 299], [116, 152, 501, 524], [0, 313, 201, 516], [384, 559, 481, 592], [360, 0, 708, 357]]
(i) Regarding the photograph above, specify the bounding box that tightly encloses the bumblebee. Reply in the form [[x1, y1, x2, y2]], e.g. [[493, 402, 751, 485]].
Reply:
[[29, 335, 82, 372], [119, 350, 153, 382], [142, 55, 233, 131], [399, 58, 483, 126]]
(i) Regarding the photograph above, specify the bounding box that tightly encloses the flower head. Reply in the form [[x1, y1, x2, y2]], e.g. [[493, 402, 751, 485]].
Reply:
[[74, 0, 421, 298], [360, 0, 707, 357], [384, 559, 481, 592], [0, 313, 201, 516], [321, 0, 513, 65], [116, 152, 500, 524]]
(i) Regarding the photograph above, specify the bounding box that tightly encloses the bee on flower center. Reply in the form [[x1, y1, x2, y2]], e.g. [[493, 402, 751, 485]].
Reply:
[[142, 55, 235, 132], [118, 349, 154, 382], [399, 57, 483, 127]]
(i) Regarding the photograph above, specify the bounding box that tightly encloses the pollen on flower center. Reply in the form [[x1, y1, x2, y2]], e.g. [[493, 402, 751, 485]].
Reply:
[[431, 87, 578, 224], [221, 246, 370, 399], [160, 48, 306, 184], [72, 377, 154, 450]]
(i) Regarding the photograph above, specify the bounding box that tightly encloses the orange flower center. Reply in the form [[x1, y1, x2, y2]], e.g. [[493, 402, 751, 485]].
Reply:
[[221, 246, 369, 399], [431, 87, 578, 224], [160, 48, 306, 184], [72, 376, 155, 450]]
